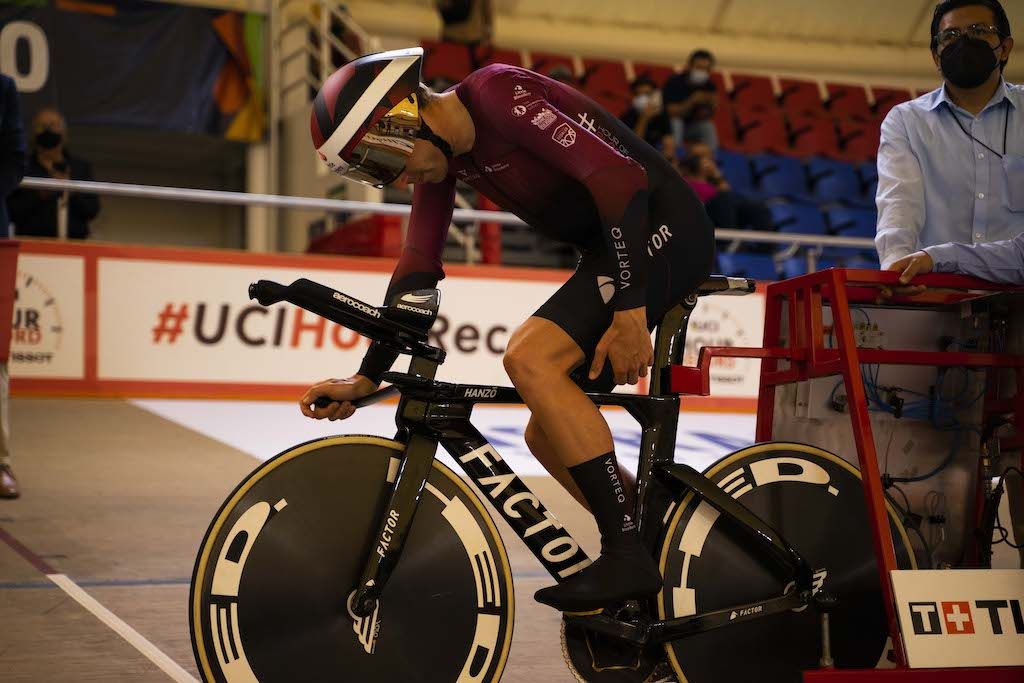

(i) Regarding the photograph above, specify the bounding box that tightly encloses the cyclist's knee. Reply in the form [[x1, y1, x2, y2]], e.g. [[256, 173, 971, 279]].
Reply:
[[503, 331, 542, 383]]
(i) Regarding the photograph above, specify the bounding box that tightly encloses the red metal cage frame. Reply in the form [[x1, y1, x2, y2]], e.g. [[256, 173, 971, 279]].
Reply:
[[671, 268, 1024, 680]]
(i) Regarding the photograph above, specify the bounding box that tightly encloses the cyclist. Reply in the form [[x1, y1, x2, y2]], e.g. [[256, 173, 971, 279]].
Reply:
[[301, 48, 715, 613]]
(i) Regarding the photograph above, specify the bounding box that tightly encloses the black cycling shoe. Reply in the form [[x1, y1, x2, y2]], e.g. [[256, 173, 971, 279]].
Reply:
[[534, 544, 663, 613]]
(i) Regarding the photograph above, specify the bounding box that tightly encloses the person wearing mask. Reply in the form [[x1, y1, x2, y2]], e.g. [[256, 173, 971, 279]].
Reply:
[[662, 49, 720, 151], [0, 74, 25, 499], [875, 0, 1020, 271], [879, 0, 1022, 569], [8, 107, 100, 239], [619, 76, 671, 149]]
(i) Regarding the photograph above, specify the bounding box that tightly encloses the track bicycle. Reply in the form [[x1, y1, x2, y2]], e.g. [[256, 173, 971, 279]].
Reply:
[[190, 275, 916, 682]]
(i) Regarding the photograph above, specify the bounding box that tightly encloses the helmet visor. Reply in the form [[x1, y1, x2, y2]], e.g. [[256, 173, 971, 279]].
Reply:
[[319, 94, 421, 188]]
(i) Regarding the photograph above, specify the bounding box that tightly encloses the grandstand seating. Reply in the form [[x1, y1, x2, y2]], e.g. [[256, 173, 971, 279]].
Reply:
[[871, 86, 914, 119], [826, 83, 872, 120], [778, 78, 826, 117], [826, 207, 877, 237], [417, 40, 903, 280], [735, 109, 789, 155], [633, 63, 674, 88], [717, 252, 779, 280], [751, 154, 811, 202], [581, 58, 631, 115], [729, 73, 776, 112], [770, 203, 828, 235], [788, 114, 840, 158], [806, 157, 864, 205], [716, 150, 756, 196]]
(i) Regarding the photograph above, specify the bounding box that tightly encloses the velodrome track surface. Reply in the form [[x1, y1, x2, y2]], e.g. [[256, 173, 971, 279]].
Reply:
[[0, 398, 754, 681]]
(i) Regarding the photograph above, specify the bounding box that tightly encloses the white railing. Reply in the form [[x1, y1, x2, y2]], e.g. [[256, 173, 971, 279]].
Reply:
[[17, 176, 876, 273]]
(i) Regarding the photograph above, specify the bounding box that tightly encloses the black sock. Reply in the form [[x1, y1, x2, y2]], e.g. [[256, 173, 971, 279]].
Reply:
[[568, 452, 638, 553]]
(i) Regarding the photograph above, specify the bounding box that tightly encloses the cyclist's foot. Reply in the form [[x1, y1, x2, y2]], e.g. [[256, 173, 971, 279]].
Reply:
[[534, 543, 662, 612]]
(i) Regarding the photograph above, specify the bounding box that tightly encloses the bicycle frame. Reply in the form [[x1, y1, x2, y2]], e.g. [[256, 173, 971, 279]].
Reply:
[[347, 337, 815, 649], [250, 276, 814, 646]]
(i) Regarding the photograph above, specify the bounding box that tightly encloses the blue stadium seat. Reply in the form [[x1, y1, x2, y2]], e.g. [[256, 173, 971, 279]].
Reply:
[[716, 150, 755, 196], [717, 252, 779, 280], [770, 203, 828, 235], [807, 158, 862, 205], [826, 207, 877, 237], [857, 161, 879, 207], [750, 154, 810, 201], [782, 256, 808, 278]]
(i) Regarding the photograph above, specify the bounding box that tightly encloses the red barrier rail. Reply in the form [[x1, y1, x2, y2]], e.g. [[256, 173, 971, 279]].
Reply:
[[671, 268, 1024, 678]]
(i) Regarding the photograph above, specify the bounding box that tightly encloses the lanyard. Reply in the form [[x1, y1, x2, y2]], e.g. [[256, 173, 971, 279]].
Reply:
[[947, 100, 1010, 158]]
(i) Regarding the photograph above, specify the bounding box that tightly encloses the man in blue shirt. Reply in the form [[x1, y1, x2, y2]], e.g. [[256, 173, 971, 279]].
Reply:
[[875, 0, 1021, 271]]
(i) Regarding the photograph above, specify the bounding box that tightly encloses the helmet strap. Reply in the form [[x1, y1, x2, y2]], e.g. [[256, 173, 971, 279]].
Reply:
[[416, 120, 453, 159]]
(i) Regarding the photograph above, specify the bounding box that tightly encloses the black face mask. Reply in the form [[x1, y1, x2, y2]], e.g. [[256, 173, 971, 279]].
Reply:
[[940, 36, 1001, 89], [35, 129, 63, 150]]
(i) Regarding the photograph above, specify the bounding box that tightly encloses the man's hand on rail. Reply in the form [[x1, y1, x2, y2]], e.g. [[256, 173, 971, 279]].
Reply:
[[299, 374, 378, 421], [877, 251, 932, 301], [889, 251, 935, 284]]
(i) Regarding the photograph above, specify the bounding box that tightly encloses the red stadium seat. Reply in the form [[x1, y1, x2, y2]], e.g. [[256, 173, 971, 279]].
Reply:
[[788, 114, 840, 158], [633, 63, 675, 89], [581, 58, 631, 116], [826, 83, 872, 120], [530, 52, 576, 81], [871, 86, 913, 119], [712, 105, 739, 150], [475, 46, 522, 68], [778, 78, 826, 116], [421, 40, 473, 83], [735, 109, 788, 154], [730, 73, 776, 113], [837, 118, 881, 162]]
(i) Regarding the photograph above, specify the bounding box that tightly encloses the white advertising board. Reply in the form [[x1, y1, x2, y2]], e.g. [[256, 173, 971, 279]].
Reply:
[[892, 569, 1024, 668], [96, 257, 765, 398], [10, 254, 85, 379]]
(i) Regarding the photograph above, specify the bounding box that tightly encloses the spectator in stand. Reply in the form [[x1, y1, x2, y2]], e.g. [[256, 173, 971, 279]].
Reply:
[[683, 142, 773, 234], [875, 0, 1020, 271], [619, 76, 672, 149], [8, 107, 100, 239], [435, 0, 494, 68], [0, 74, 25, 499], [662, 49, 720, 151]]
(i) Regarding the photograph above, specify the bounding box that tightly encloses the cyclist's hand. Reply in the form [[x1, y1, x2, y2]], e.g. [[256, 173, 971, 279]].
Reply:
[[299, 375, 378, 421], [589, 307, 653, 386]]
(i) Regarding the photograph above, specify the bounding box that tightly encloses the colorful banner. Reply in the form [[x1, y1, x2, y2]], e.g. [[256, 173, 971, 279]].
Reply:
[[12, 240, 765, 411], [0, 1, 264, 139]]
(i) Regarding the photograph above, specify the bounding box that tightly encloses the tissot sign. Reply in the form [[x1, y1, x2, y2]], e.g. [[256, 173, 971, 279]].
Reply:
[[892, 569, 1024, 668]]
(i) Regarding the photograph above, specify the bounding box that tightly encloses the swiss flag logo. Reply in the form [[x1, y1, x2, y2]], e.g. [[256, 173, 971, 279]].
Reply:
[[941, 601, 975, 635]]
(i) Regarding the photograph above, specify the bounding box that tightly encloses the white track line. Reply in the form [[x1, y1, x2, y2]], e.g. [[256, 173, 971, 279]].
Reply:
[[48, 573, 199, 683]]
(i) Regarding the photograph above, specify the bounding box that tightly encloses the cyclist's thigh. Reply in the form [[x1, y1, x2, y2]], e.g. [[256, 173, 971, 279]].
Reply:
[[533, 193, 715, 392]]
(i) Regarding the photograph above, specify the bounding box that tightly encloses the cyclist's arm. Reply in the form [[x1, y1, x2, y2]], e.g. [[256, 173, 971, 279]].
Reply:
[[477, 76, 650, 310], [357, 177, 456, 384]]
